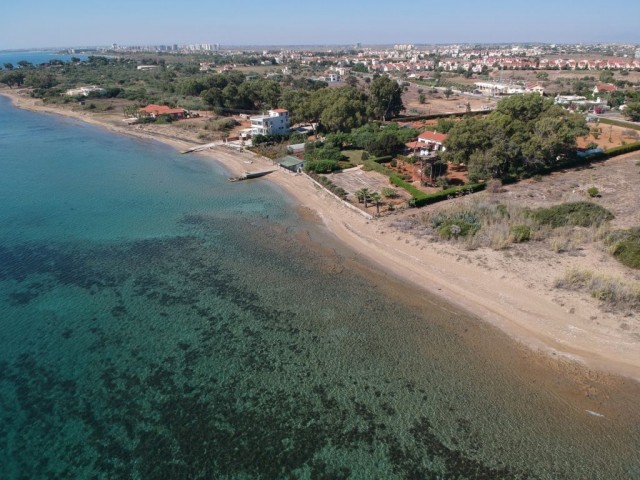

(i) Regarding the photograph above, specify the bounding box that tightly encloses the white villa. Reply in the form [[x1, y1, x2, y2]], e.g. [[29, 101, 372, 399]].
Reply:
[[249, 109, 290, 136]]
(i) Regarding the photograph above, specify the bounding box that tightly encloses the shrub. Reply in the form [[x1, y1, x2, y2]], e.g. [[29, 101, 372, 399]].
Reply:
[[435, 176, 450, 189], [587, 186, 599, 198], [154, 114, 174, 124], [555, 268, 640, 311], [432, 210, 481, 239], [309, 173, 347, 199], [304, 160, 340, 174], [509, 225, 531, 243], [606, 228, 640, 269], [530, 202, 613, 228], [382, 187, 398, 198], [371, 155, 393, 164], [496, 204, 509, 218], [207, 117, 238, 131], [486, 179, 504, 193]]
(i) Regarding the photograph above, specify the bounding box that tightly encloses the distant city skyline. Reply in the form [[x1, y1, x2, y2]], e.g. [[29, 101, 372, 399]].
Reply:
[[2, 0, 638, 50]]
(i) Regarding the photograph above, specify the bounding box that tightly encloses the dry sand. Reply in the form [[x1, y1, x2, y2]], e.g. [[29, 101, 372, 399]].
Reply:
[[3, 88, 638, 381]]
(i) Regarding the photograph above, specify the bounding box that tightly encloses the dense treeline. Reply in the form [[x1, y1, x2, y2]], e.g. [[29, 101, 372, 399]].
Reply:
[[0, 56, 404, 132], [441, 94, 589, 181]]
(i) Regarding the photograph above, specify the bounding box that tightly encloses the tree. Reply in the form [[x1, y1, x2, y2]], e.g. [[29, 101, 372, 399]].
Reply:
[[368, 75, 403, 121], [623, 102, 640, 122], [369, 192, 382, 216], [442, 93, 588, 179], [599, 70, 614, 83], [177, 78, 208, 96], [201, 87, 224, 109], [351, 63, 368, 73], [355, 188, 371, 208], [279, 88, 310, 124], [436, 117, 456, 134], [25, 72, 57, 89], [257, 79, 281, 108], [367, 131, 403, 157], [0, 71, 25, 88], [345, 75, 358, 87], [319, 87, 368, 132], [3, 63, 13, 70], [444, 88, 453, 99]]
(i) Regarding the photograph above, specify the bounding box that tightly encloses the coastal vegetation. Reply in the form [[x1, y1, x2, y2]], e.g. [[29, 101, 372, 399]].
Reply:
[[441, 94, 589, 181], [605, 228, 640, 269], [413, 201, 614, 250], [0, 56, 405, 136], [555, 269, 640, 312]]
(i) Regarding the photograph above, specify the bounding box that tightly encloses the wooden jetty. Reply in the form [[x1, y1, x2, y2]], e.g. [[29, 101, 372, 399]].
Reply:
[[181, 141, 221, 154], [229, 169, 276, 182]]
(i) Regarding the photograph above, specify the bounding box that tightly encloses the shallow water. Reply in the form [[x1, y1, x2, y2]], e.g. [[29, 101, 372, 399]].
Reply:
[[1, 96, 639, 479]]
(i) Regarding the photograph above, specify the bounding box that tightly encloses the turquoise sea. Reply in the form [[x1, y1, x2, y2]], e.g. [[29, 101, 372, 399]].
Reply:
[[0, 51, 89, 67], [0, 95, 639, 479]]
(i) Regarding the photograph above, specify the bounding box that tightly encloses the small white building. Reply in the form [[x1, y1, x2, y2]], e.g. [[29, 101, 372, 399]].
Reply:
[[474, 82, 524, 96], [250, 109, 290, 136], [64, 85, 106, 97]]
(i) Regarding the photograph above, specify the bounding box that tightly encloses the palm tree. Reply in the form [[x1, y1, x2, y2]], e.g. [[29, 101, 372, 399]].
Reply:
[[356, 188, 371, 208], [369, 191, 382, 216]]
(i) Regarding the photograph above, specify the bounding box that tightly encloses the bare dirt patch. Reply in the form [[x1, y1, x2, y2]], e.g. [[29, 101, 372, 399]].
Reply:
[[577, 123, 640, 149], [326, 167, 410, 214]]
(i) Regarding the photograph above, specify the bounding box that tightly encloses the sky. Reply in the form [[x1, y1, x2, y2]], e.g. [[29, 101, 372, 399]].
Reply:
[[1, 0, 638, 49]]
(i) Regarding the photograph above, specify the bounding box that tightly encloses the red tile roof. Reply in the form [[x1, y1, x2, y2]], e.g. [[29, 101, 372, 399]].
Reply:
[[418, 131, 448, 143], [139, 104, 186, 115], [595, 84, 617, 92], [271, 108, 289, 113]]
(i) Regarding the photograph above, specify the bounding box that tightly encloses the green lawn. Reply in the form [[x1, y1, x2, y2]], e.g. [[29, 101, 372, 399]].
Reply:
[[342, 149, 365, 165]]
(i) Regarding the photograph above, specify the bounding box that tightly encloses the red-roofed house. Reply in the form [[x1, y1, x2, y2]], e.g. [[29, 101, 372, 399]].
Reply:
[[593, 84, 617, 94], [406, 131, 448, 156], [525, 82, 545, 95], [139, 104, 186, 120]]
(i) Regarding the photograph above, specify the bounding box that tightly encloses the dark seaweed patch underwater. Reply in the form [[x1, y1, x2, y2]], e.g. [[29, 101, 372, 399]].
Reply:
[[1, 216, 639, 479]]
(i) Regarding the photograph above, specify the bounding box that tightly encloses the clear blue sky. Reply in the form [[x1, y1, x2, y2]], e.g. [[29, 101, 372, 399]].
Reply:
[[2, 0, 638, 49]]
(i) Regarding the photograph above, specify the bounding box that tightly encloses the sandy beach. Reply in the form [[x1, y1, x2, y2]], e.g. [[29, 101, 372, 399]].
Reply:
[[3, 88, 638, 381]]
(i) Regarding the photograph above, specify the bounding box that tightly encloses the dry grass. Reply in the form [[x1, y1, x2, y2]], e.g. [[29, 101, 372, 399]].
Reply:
[[414, 199, 609, 252], [554, 268, 640, 312]]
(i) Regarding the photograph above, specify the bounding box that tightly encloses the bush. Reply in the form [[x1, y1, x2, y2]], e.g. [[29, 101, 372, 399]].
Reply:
[[304, 160, 340, 173], [431, 210, 481, 239], [308, 173, 347, 199], [606, 228, 640, 269], [486, 179, 504, 193], [587, 186, 599, 198], [372, 155, 393, 164], [206, 117, 238, 131], [411, 183, 486, 207], [530, 202, 613, 228], [154, 114, 174, 124], [509, 225, 531, 243], [555, 268, 640, 311], [382, 187, 398, 198]]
